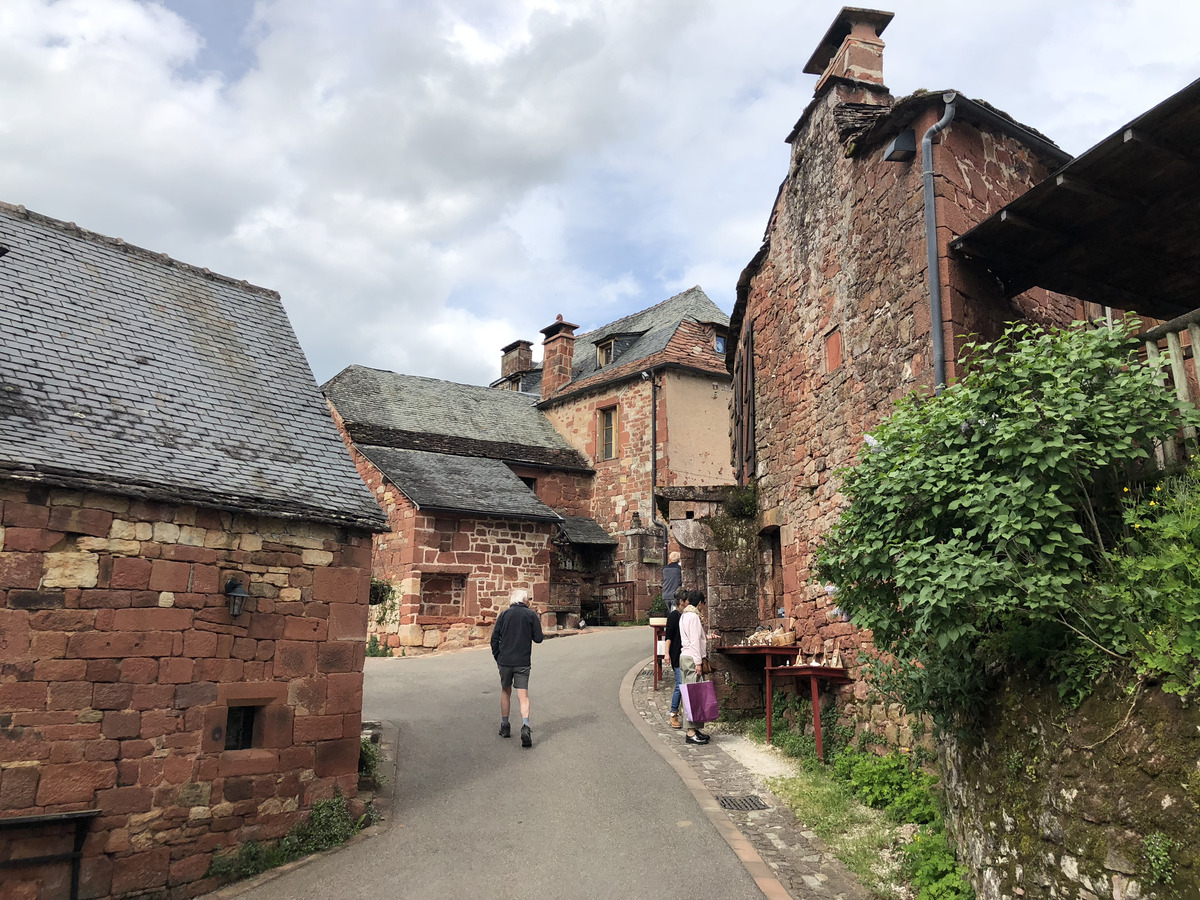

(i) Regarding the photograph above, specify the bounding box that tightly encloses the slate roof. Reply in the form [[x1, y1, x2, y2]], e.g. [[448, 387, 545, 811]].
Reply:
[[356, 446, 561, 521], [566, 286, 728, 386], [323, 366, 591, 471], [0, 203, 386, 530], [559, 515, 617, 546], [538, 287, 731, 404]]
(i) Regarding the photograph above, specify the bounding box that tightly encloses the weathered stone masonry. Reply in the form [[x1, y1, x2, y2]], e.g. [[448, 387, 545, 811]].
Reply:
[[727, 27, 1080, 714], [0, 483, 371, 899]]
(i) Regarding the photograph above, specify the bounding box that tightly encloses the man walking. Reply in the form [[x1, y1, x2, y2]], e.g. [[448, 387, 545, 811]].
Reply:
[[491, 587, 544, 748], [678, 592, 709, 745]]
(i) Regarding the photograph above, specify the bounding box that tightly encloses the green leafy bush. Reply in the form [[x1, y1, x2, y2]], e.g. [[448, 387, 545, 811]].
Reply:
[[1100, 470, 1200, 696], [831, 750, 939, 823], [365, 634, 390, 657], [902, 827, 975, 900], [816, 319, 1197, 727]]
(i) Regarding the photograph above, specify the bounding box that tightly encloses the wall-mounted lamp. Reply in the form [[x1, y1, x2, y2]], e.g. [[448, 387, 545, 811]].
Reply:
[[884, 128, 917, 162], [224, 578, 250, 618]]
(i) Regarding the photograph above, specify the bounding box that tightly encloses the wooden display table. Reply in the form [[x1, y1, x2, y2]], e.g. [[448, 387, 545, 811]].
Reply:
[[765, 664, 853, 759]]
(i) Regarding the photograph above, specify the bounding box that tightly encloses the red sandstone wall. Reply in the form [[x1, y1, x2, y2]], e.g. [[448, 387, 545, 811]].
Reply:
[[736, 85, 1081, 697], [507, 465, 591, 518], [0, 481, 371, 900], [542, 379, 659, 613]]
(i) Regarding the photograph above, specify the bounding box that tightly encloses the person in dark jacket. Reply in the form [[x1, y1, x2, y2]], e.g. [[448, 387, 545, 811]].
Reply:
[[664, 589, 688, 729], [491, 587, 544, 748], [661, 550, 682, 611]]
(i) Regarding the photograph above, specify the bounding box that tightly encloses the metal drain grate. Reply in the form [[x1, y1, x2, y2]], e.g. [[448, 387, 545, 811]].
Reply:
[[717, 795, 769, 811]]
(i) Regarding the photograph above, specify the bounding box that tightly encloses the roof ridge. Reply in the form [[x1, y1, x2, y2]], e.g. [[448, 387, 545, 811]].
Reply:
[[0, 201, 280, 299], [330, 365, 537, 397]]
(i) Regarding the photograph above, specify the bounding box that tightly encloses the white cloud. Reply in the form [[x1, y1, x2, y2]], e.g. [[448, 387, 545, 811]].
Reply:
[[1, 0, 1197, 387]]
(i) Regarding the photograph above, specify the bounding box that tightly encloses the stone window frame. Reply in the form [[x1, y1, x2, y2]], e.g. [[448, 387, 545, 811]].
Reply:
[[598, 404, 618, 461], [201, 682, 292, 755]]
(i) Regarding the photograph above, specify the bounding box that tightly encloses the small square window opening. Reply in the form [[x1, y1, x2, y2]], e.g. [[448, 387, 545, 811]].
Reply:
[[715, 335, 726, 354], [225, 705, 258, 751]]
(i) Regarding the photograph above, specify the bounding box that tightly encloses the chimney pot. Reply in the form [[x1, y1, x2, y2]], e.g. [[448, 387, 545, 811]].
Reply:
[[500, 339, 534, 379], [539, 316, 579, 397], [803, 7, 893, 94]]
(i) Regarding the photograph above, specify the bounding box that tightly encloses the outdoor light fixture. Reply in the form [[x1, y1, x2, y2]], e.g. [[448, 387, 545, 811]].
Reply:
[[884, 128, 917, 162], [224, 577, 250, 618]]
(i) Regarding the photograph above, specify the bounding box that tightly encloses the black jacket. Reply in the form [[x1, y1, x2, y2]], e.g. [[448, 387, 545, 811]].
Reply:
[[665, 607, 682, 668], [491, 603, 544, 667]]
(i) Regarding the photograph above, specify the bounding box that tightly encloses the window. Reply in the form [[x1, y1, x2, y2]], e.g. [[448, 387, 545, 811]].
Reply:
[[732, 324, 756, 484], [599, 406, 617, 460], [596, 339, 615, 367], [224, 706, 258, 750], [715, 334, 726, 354], [519, 476, 538, 492]]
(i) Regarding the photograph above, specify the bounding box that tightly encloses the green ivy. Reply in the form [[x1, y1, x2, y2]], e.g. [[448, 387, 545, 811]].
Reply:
[[816, 319, 1198, 728]]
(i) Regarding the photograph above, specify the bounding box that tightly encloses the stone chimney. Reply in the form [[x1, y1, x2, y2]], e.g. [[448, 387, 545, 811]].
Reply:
[[540, 314, 578, 398], [500, 339, 534, 379], [803, 7, 893, 94]]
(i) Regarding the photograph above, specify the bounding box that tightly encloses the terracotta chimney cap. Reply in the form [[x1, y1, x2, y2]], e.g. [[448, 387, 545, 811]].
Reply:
[[803, 7, 893, 76], [540, 316, 579, 339]]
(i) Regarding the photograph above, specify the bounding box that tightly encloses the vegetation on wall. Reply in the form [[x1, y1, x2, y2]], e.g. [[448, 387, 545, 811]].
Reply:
[[370, 578, 398, 628], [815, 319, 1200, 729], [708, 480, 760, 581], [208, 792, 371, 880]]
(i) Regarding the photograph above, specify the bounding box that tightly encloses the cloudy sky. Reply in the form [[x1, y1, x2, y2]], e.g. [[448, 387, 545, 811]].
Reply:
[[3, 1, 1198, 386]]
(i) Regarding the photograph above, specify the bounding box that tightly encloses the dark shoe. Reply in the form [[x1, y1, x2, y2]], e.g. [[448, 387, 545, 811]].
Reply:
[[694, 729, 710, 741], [520, 724, 532, 748], [685, 733, 709, 745], [499, 722, 511, 738]]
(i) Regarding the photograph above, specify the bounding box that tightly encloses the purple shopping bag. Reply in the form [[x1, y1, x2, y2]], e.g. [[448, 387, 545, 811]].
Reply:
[[681, 680, 719, 724]]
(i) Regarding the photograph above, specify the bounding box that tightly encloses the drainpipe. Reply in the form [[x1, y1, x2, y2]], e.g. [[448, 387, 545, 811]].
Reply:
[[922, 91, 957, 394], [645, 368, 667, 558]]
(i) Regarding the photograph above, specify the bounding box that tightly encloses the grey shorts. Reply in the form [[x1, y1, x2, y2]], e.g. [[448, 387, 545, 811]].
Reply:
[[498, 665, 531, 691]]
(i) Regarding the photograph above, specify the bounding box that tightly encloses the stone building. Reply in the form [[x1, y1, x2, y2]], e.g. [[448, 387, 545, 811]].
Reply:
[[718, 7, 1090, 675], [714, 9, 1200, 897], [503, 287, 735, 617], [323, 368, 616, 652], [0, 202, 386, 899]]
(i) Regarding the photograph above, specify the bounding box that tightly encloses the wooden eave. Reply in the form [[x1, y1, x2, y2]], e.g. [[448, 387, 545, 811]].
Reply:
[[952, 77, 1200, 321]]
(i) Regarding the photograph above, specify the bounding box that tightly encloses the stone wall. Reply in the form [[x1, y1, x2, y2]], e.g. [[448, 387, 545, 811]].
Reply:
[[734, 81, 1081, 696], [941, 680, 1200, 899], [542, 378, 660, 615], [0, 480, 371, 900]]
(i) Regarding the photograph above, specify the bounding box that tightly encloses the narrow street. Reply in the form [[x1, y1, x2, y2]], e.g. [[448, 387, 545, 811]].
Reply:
[[233, 628, 765, 900]]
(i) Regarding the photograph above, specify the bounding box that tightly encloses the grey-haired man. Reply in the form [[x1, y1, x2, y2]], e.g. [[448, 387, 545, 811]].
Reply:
[[491, 588, 544, 748]]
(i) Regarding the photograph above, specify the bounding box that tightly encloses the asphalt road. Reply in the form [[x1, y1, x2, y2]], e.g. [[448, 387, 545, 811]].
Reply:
[[234, 626, 765, 900]]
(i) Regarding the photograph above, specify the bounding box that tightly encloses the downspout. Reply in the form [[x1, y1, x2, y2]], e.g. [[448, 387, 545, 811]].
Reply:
[[922, 91, 957, 394], [647, 367, 667, 558]]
